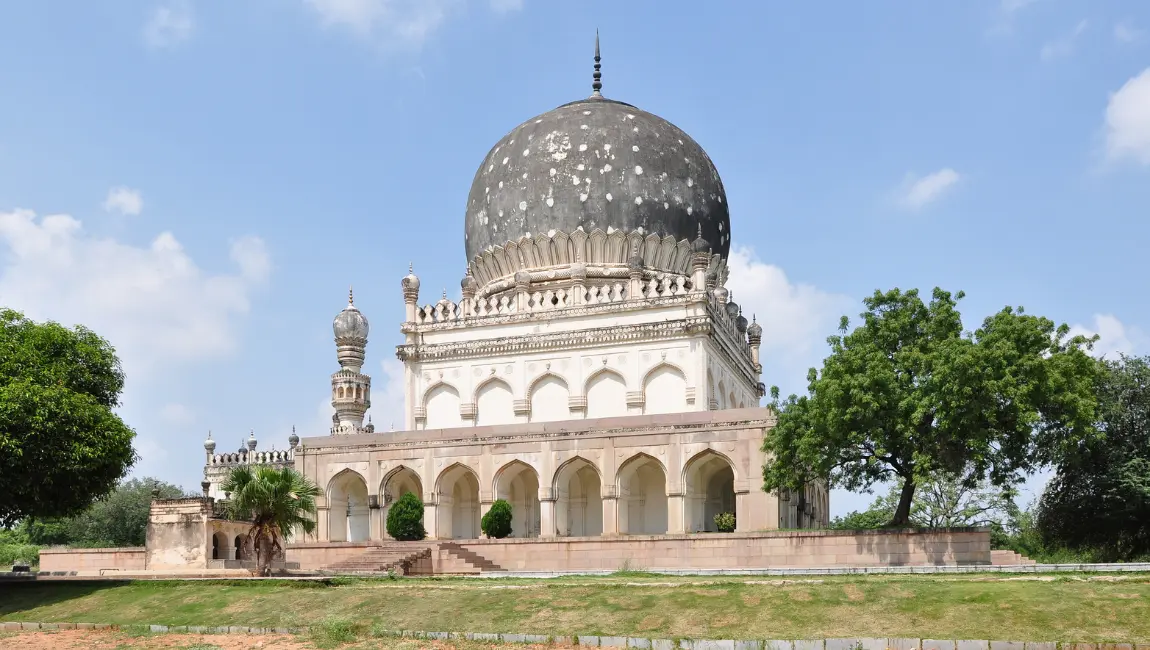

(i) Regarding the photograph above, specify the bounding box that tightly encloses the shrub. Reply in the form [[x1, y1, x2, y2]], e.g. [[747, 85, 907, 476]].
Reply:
[[0, 543, 41, 568], [481, 499, 513, 539], [714, 512, 736, 533], [386, 492, 426, 541]]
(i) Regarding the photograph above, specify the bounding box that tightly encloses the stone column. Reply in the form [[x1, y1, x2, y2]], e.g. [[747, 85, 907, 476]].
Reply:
[[667, 492, 687, 534], [368, 497, 383, 540], [600, 485, 619, 535], [479, 499, 493, 539], [316, 506, 330, 542], [539, 488, 557, 538]]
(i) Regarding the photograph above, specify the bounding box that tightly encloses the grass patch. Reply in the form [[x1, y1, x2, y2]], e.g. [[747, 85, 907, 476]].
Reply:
[[0, 573, 1147, 641]]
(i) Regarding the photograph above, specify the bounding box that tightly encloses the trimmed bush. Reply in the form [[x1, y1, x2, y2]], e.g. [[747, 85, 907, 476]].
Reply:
[[714, 512, 736, 533], [386, 492, 426, 541], [481, 499, 513, 539]]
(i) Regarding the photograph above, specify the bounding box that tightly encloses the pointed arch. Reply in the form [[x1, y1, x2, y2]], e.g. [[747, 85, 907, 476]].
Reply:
[[527, 372, 570, 423], [615, 452, 668, 535], [642, 363, 688, 415], [434, 462, 481, 540], [683, 449, 737, 533], [553, 456, 603, 537], [493, 460, 542, 538], [584, 367, 627, 419], [423, 382, 462, 429], [475, 376, 515, 426], [327, 468, 370, 542]]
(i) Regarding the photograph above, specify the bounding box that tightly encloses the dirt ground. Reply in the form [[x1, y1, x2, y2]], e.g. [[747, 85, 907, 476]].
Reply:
[[0, 630, 551, 649]]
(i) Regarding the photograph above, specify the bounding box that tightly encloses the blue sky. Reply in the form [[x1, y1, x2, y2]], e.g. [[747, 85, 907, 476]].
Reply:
[[2, 0, 1148, 517]]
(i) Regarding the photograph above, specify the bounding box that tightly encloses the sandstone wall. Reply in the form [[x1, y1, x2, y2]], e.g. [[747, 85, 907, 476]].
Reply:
[[38, 547, 145, 573]]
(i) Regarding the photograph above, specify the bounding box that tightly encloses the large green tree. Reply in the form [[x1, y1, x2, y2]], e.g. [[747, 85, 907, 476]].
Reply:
[[221, 465, 319, 576], [763, 288, 1098, 526], [830, 476, 1014, 530], [1037, 354, 1150, 561], [17, 478, 186, 547], [0, 309, 137, 525]]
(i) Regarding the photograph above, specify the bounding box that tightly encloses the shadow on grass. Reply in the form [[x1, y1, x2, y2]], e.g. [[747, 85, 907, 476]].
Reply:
[[0, 580, 130, 619]]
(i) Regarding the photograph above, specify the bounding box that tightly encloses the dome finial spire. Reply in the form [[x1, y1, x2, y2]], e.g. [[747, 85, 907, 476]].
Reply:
[[591, 29, 603, 97], [348, 285, 354, 306]]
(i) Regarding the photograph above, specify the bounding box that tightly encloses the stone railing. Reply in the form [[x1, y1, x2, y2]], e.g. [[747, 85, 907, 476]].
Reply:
[[412, 274, 694, 326], [206, 449, 294, 467]]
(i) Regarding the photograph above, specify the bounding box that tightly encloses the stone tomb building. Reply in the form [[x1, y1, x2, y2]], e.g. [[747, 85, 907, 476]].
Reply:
[[202, 50, 831, 547]]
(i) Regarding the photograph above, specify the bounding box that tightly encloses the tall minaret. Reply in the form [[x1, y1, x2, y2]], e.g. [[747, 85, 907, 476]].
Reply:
[[331, 288, 372, 434]]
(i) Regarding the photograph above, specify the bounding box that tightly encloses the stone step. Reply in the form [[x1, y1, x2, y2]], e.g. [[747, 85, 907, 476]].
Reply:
[[437, 542, 503, 572]]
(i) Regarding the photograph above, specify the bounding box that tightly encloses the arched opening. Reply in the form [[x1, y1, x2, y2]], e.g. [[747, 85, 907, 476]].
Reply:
[[425, 384, 462, 429], [435, 464, 480, 539], [529, 374, 570, 422], [381, 466, 423, 538], [553, 456, 602, 537], [728, 392, 737, 411], [585, 370, 626, 419], [616, 454, 668, 535], [328, 470, 370, 542], [494, 461, 541, 538], [643, 365, 687, 414], [233, 535, 243, 560], [683, 451, 737, 532], [476, 378, 515, 426], [212, 532, 226, 560]]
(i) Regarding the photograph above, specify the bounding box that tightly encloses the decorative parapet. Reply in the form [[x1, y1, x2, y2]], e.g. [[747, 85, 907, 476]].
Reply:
[[206, 449, 294, 467]]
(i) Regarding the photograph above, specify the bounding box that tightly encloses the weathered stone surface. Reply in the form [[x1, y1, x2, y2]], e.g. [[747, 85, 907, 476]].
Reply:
[[652, 640, 676, 650], [149, 625, 169, 633], [764, 642, 795, 650], [20, 622, 40, 630], [579, 636, 601, 647], [504, 633, 527, 643], [860, 639, 888, 650], [888, 639, 921, 650], [601, 636, 629, 648], [38, 623, 58, 631], [629, 638, 653, 649], [56, 623, 77, 630], [923, 641, 956, 650], [793, 641, 824, 650], [957, 641, 989, 650], [826, 639, 859, 650], [695, 641, 735, 650], [735, 641, 763, 650], [990, 642, 1025, 650], [1024, 643, 1056, 650], [1, 623, 21, 631]]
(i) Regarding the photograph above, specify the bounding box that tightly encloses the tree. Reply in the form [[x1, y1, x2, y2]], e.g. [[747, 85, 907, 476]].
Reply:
[[0, 309, 137, 525], [763, 288, 1099, 526], [386, 492, 426, 541], [221, 465, 319, 576], [829, 476, 1013, 530], [481, 499, 513, 539], [1037, 355, 1150, 561]]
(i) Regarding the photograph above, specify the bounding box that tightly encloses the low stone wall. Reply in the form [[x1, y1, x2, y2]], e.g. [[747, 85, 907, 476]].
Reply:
[[284, 529, 991, 573], [38, 547, 145, 573]]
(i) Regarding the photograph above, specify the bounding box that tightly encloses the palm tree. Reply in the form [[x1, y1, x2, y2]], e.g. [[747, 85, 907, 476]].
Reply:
[[220, 465, 320, 576]]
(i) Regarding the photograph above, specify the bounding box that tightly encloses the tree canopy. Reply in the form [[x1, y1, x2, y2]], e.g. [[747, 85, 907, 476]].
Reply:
[[0, 308, 137, 525], [1037, 354, 1150, 561], [763, 288, 1099, 526], [830, 476, 1014, 531]]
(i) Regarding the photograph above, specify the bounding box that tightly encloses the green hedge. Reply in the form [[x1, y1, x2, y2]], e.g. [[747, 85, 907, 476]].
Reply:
[[0, 543, 41, 567]]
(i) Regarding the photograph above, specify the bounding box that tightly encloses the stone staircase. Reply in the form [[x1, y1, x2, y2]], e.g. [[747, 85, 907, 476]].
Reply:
[[319, 543, 432, 575], [436, 542, 504, 573], [991, 549, 1037, 566]]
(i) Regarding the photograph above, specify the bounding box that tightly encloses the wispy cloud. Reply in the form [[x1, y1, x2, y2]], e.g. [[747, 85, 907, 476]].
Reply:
[[102, 186, 144, 217], [1040, 20, 1088, 62], [303, 0, 521, 49], [896, 168, 962, 211], [1114, 21, 1143, 45], [1104, 67, 1150, 166], [1068, 314, 1146, 359], [143, 0, 195, 50]]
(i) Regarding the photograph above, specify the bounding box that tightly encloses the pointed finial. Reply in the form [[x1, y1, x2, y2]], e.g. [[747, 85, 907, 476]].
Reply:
[[753, 314, 757, 323], [591, 30, 603, 97], [409, 262, 413, 273], [442, 288, 447, 299], [207, 430, 212, 440], [390, 421, 395, 432], [348, 285, 354, 306]]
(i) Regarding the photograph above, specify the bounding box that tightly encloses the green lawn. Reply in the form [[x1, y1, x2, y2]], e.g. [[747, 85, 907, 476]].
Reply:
[[0, 573, 1147, 643]]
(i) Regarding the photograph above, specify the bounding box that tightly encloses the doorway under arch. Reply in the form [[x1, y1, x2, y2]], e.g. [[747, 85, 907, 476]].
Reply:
[[494, 461, 541, 538], [553, 456, 603, 537], [683, 451, 736, 532], [328, 470, 371, 542], [435, 464, 481, 539], [616, 454, 668, 535]]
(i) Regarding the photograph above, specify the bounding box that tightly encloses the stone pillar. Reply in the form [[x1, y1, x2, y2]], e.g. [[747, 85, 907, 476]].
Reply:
[[571, 262, 587, 306], [600, 486, 619, 535], [369, 497, 383, 540], [316, 506, 330, 542], [479, 500, 493, 539], [424, 496, 440, 540], [539, 489, 557, 538], [667, 492, 687, 534], [514, 270, 531, 312]]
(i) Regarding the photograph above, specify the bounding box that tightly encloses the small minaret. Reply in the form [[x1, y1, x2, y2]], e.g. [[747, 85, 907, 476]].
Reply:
[[331, 287, 372, 434], [690, 225, 710, 292], [203, 431, 216, 464], [402, 264, 420, 323], [747, 315, 763, 376]]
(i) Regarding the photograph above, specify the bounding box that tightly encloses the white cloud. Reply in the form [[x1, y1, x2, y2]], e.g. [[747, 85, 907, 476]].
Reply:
[[102, 186, 144, 217], [0, 208, 269, 376], [304, 0, 460, 48], [1068, 313, 1145, 359], [143, 1, 195, 50], [489, 0, 523, 12], [1114, 21, 1143, 45], [897, 168, 961, 210], [1104, 68, 1150, 165], [1040, 20, 1088, 62], [724, 247, 853, 399], [159, 403, 195, 425], [315, 358, 406, 434]]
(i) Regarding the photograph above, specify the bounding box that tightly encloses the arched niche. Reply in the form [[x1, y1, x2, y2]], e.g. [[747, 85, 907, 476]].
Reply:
[[328, 469, 370, 542], [212, 532, 227, 560], [616, 453, 668, 535], [381, 466, 423, 538], [683, 450, 737, 532], [707, 369, 717, 410], [425, 383, 462, 429], [529, 374, 569, 423], [476, 378, 515, 426], [435, 463, 480, 539], [493, 460, 541, 538], [553, 456, 602, 537], [643, 364, 687, 415], [585, 369, 626, 419]]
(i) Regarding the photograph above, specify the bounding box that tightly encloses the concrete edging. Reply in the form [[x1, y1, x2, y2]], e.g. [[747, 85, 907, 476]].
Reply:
[[1, 622, 1146, 648]]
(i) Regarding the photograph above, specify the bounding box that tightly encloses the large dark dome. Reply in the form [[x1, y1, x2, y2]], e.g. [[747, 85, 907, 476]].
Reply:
[[464, 95, 731, 267]]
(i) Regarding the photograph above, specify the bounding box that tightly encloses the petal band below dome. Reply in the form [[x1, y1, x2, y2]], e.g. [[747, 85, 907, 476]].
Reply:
[[464, 97, 731, 269]]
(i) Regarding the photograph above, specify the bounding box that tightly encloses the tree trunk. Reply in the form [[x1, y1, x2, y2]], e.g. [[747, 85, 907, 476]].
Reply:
[[258, 533, 271, 577], [889, 478, 916, 527]]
